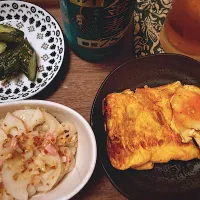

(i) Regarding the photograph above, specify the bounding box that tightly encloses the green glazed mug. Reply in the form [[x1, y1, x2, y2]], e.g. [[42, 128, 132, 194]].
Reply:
[[59, 0, 134, 61]]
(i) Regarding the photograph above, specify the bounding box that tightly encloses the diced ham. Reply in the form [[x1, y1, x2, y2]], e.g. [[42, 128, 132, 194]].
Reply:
[[10, 137, 17, 148], [46, 133, 56, 144], [44, 144, 57, 156], [10, 137, 22, 153]]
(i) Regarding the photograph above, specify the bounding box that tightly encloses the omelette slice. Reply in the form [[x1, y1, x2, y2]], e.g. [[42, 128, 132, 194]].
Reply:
[[103, 82, 200, 170], [171, 85, 200, 146]]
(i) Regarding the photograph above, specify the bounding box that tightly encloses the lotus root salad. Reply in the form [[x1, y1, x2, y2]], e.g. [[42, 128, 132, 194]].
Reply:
[[0, 108, 78, 200]]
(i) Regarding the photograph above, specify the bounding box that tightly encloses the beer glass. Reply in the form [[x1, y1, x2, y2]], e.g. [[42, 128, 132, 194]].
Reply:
[[160, 0, 200, 61]]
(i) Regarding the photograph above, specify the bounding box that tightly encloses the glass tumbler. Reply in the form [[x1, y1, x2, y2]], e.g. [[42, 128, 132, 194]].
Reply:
[[160, 0, 200, 61]]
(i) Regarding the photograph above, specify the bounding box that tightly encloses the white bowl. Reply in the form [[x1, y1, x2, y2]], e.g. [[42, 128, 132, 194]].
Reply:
[[0, 100, 97, 200]]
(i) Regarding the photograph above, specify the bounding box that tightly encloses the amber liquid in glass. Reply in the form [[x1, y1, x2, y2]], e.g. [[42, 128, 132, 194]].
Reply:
[[160, 0, 200, 61]]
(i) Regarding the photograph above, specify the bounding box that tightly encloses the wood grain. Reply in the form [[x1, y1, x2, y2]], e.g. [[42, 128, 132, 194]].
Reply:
[[26, 0, 60, 8], [28, 1, 134, 199]]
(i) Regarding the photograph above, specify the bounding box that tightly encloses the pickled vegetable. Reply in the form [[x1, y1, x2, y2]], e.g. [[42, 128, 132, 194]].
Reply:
[[19, 40, 37, 81], [0, 25, 37, 81], [0, 46, 21, 80], [0, 42, 7, 54], [0, 24, 24, 43]]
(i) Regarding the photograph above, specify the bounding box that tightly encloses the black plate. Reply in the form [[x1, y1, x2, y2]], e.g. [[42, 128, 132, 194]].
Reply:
[[90, 54, 200, 200]]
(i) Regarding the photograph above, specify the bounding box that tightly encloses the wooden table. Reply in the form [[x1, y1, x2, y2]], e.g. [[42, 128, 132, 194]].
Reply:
[[28, 0, 134, 199]]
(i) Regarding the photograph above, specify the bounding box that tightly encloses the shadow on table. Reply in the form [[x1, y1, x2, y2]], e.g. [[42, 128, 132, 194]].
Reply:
[[31, 38, 70, 100]]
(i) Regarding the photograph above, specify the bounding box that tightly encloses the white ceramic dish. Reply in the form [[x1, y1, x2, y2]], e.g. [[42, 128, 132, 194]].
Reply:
[[0, 1, 65, 102], [0, 100, 97, 200]]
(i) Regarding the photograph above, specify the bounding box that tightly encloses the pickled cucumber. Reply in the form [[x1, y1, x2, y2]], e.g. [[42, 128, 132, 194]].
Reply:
[[0, 46, 21, 80], [19, 40, 37, 81], [0, 42, 7, 54], [0, 24, 24, 43]]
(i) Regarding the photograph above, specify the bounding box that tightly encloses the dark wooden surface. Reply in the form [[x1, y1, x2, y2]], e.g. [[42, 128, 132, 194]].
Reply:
[[27, 0, 134, 199]]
